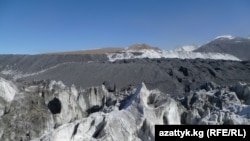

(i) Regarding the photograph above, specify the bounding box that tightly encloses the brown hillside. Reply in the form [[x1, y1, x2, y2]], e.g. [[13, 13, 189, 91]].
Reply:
[[43, 47, 125, 55]]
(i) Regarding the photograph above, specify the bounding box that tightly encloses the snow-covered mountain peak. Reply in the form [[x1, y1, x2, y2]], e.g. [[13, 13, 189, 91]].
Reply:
[[214, 35, 235, 40]]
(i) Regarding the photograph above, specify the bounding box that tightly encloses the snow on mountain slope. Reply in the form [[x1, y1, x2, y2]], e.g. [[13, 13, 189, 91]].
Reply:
[[195, 36, 250, 61], [214, 35, 235, 40], [173, 45, 198, 52], [1, 62, 77, 80], [107, 48, 241, 62]]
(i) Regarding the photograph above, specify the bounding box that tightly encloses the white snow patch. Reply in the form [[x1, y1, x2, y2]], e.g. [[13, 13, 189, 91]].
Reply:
[[1, 62, 76, 80], [107, 49, 241, 62], [173, 45, 198, 52], [214, 35, 235, 40], [1, 69, 16, 75]]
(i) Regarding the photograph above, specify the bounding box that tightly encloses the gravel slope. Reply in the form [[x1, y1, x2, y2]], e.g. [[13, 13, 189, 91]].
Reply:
[[14, 58, 250, 96]]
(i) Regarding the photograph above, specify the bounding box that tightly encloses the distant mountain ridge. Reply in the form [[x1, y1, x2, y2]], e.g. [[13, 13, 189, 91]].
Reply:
[[126, 43, 160, 51], [43, 47, 125, 55], [195, 35, 250, 60], [40, 35, 250, 61], [42, 43, 159, 55]]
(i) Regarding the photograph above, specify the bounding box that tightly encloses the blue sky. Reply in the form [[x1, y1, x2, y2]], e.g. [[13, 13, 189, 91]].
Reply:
[[0, 0, 250, 54]]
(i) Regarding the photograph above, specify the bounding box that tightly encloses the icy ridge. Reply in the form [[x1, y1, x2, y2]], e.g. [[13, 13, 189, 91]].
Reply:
[[0, 77, 17, 116], [107, 49, 241, 62], [1, 78, 250, 141]]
